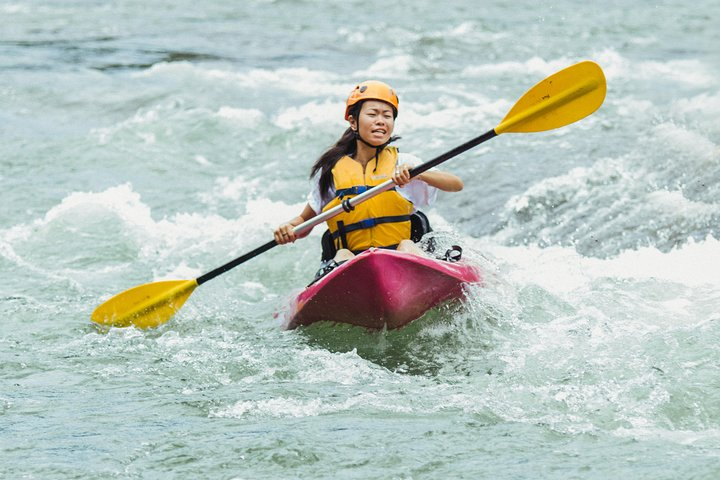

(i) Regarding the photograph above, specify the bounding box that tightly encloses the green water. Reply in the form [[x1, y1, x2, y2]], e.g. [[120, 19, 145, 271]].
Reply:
[[2, 1, 719, 478]]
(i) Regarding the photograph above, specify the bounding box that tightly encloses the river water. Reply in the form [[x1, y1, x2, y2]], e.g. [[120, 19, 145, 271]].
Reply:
[[2, 1, 719, 478]]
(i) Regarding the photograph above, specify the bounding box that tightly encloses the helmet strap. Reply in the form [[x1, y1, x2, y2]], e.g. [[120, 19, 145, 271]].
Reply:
[[352, 123, 390, 172]]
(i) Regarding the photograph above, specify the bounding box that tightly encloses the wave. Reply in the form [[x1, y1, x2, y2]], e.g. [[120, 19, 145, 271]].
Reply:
[[457, 235, 720, 438], [489, 89, 719, 256], [461, 49, 716, 89], [134, 62, 348, 97], [0, 184, 316, 285], [128, 60, 511, 134], [481, 236, 720, 294]]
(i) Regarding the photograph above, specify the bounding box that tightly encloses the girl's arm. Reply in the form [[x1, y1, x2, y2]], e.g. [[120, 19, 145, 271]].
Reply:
[[415, 169, 463, 192], [393, 165, 464, 192], [274, 203, 317, 244]]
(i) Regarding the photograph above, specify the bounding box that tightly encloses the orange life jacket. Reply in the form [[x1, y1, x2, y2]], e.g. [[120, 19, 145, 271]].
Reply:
[[322, 147, 413, 252]]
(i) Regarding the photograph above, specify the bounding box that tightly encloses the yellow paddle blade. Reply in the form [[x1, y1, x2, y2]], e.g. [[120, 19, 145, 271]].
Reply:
[[91, 279, 198, 329], [495, 61, 606, 134]]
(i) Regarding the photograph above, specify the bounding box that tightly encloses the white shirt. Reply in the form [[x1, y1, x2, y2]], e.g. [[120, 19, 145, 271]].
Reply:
[[307, 152, 438, 214]]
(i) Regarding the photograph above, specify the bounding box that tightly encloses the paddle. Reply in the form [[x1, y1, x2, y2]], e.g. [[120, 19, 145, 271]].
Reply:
[[91, 60, 606, 329]]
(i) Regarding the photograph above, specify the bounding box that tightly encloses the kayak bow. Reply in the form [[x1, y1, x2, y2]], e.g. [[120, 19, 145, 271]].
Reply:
[[285, 249, 481, 330]]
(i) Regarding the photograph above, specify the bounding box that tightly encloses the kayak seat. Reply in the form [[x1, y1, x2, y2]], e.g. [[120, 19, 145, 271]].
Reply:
[[320, 211, 434, 261]]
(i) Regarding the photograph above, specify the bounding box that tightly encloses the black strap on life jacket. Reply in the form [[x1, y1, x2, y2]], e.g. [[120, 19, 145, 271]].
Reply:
[[336, 220, 349, 250], [320, 211, 433, 261], [331, 215, 412, 250], [336, 185, 370, 198]]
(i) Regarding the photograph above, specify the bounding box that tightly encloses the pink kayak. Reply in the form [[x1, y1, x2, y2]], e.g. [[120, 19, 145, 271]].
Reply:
[[284, 248, 482, 330]]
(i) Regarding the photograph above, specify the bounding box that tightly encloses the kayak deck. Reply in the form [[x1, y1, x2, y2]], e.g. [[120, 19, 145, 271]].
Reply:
[[285, 248, 481, 330]]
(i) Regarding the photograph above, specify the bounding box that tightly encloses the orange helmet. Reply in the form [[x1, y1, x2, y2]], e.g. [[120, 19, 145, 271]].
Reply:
[[344, 80, 399, 120]]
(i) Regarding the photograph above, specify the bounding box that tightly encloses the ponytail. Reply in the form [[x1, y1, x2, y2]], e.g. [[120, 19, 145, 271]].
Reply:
[[310, 127, 357, 202]]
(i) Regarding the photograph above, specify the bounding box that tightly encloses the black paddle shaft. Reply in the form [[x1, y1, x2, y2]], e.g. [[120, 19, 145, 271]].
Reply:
[[409, 129, 497, 178], [196, 239, 277, 285], [195, 128, 499, 286]]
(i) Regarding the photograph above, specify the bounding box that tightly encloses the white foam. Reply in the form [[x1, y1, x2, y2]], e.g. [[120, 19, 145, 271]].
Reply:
[[194, 155, 211, 166], [627, 35, 659, 47], [4, 184, 154, 242], [442, 21, 471, 36], [615, 426, 720, 446], [594, 48, 714, 87], [672, 92, 720, 118], [461, 50, 714, 89], [353, 54, 414, 78], [484, 235, 720, 295], [243, 197, 310, 229], [200, 175, 263, 203], [503, 157, 627, 215], [617, 97, 654, 118], [644, 190, 715, 219], [0, 237, 81, 288], [1, 4, 29, 13], [156, 261, 202, 280], [92, 107, 162, 144], [2, 184, 314, 281], [336, 27, 366, 45], [400, 97, 509, 133], [238, 280, 269, 298], [211, 397, 326, 418], [602, 236, 720, 287], [136, 63, 347, 98], [216, 106, 265, 126], [461, 56, 574, 78], [136, 210, 254, 266], [651, 122, 718, 161], [295, 348, 393, 385], [274, 100, 344, 130], [210, 390, 416, 419]]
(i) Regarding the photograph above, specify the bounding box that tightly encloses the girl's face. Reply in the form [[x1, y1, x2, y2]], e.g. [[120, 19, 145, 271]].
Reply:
[[350, 100, 395, 146]]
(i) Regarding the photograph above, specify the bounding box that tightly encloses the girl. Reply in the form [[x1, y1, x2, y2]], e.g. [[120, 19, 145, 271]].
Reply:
[[274, 80, 463, 264]]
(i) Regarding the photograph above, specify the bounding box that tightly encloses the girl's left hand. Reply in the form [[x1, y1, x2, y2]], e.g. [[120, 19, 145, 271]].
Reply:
[[393, 163, 412, 187]]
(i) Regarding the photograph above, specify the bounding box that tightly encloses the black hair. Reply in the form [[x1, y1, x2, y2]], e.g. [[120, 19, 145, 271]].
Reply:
[[309, 102, 399, 203]]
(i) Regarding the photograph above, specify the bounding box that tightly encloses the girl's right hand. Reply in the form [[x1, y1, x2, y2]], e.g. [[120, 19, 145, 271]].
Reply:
[[274, 205, 317, 245], [274, 222, 296, 244]]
